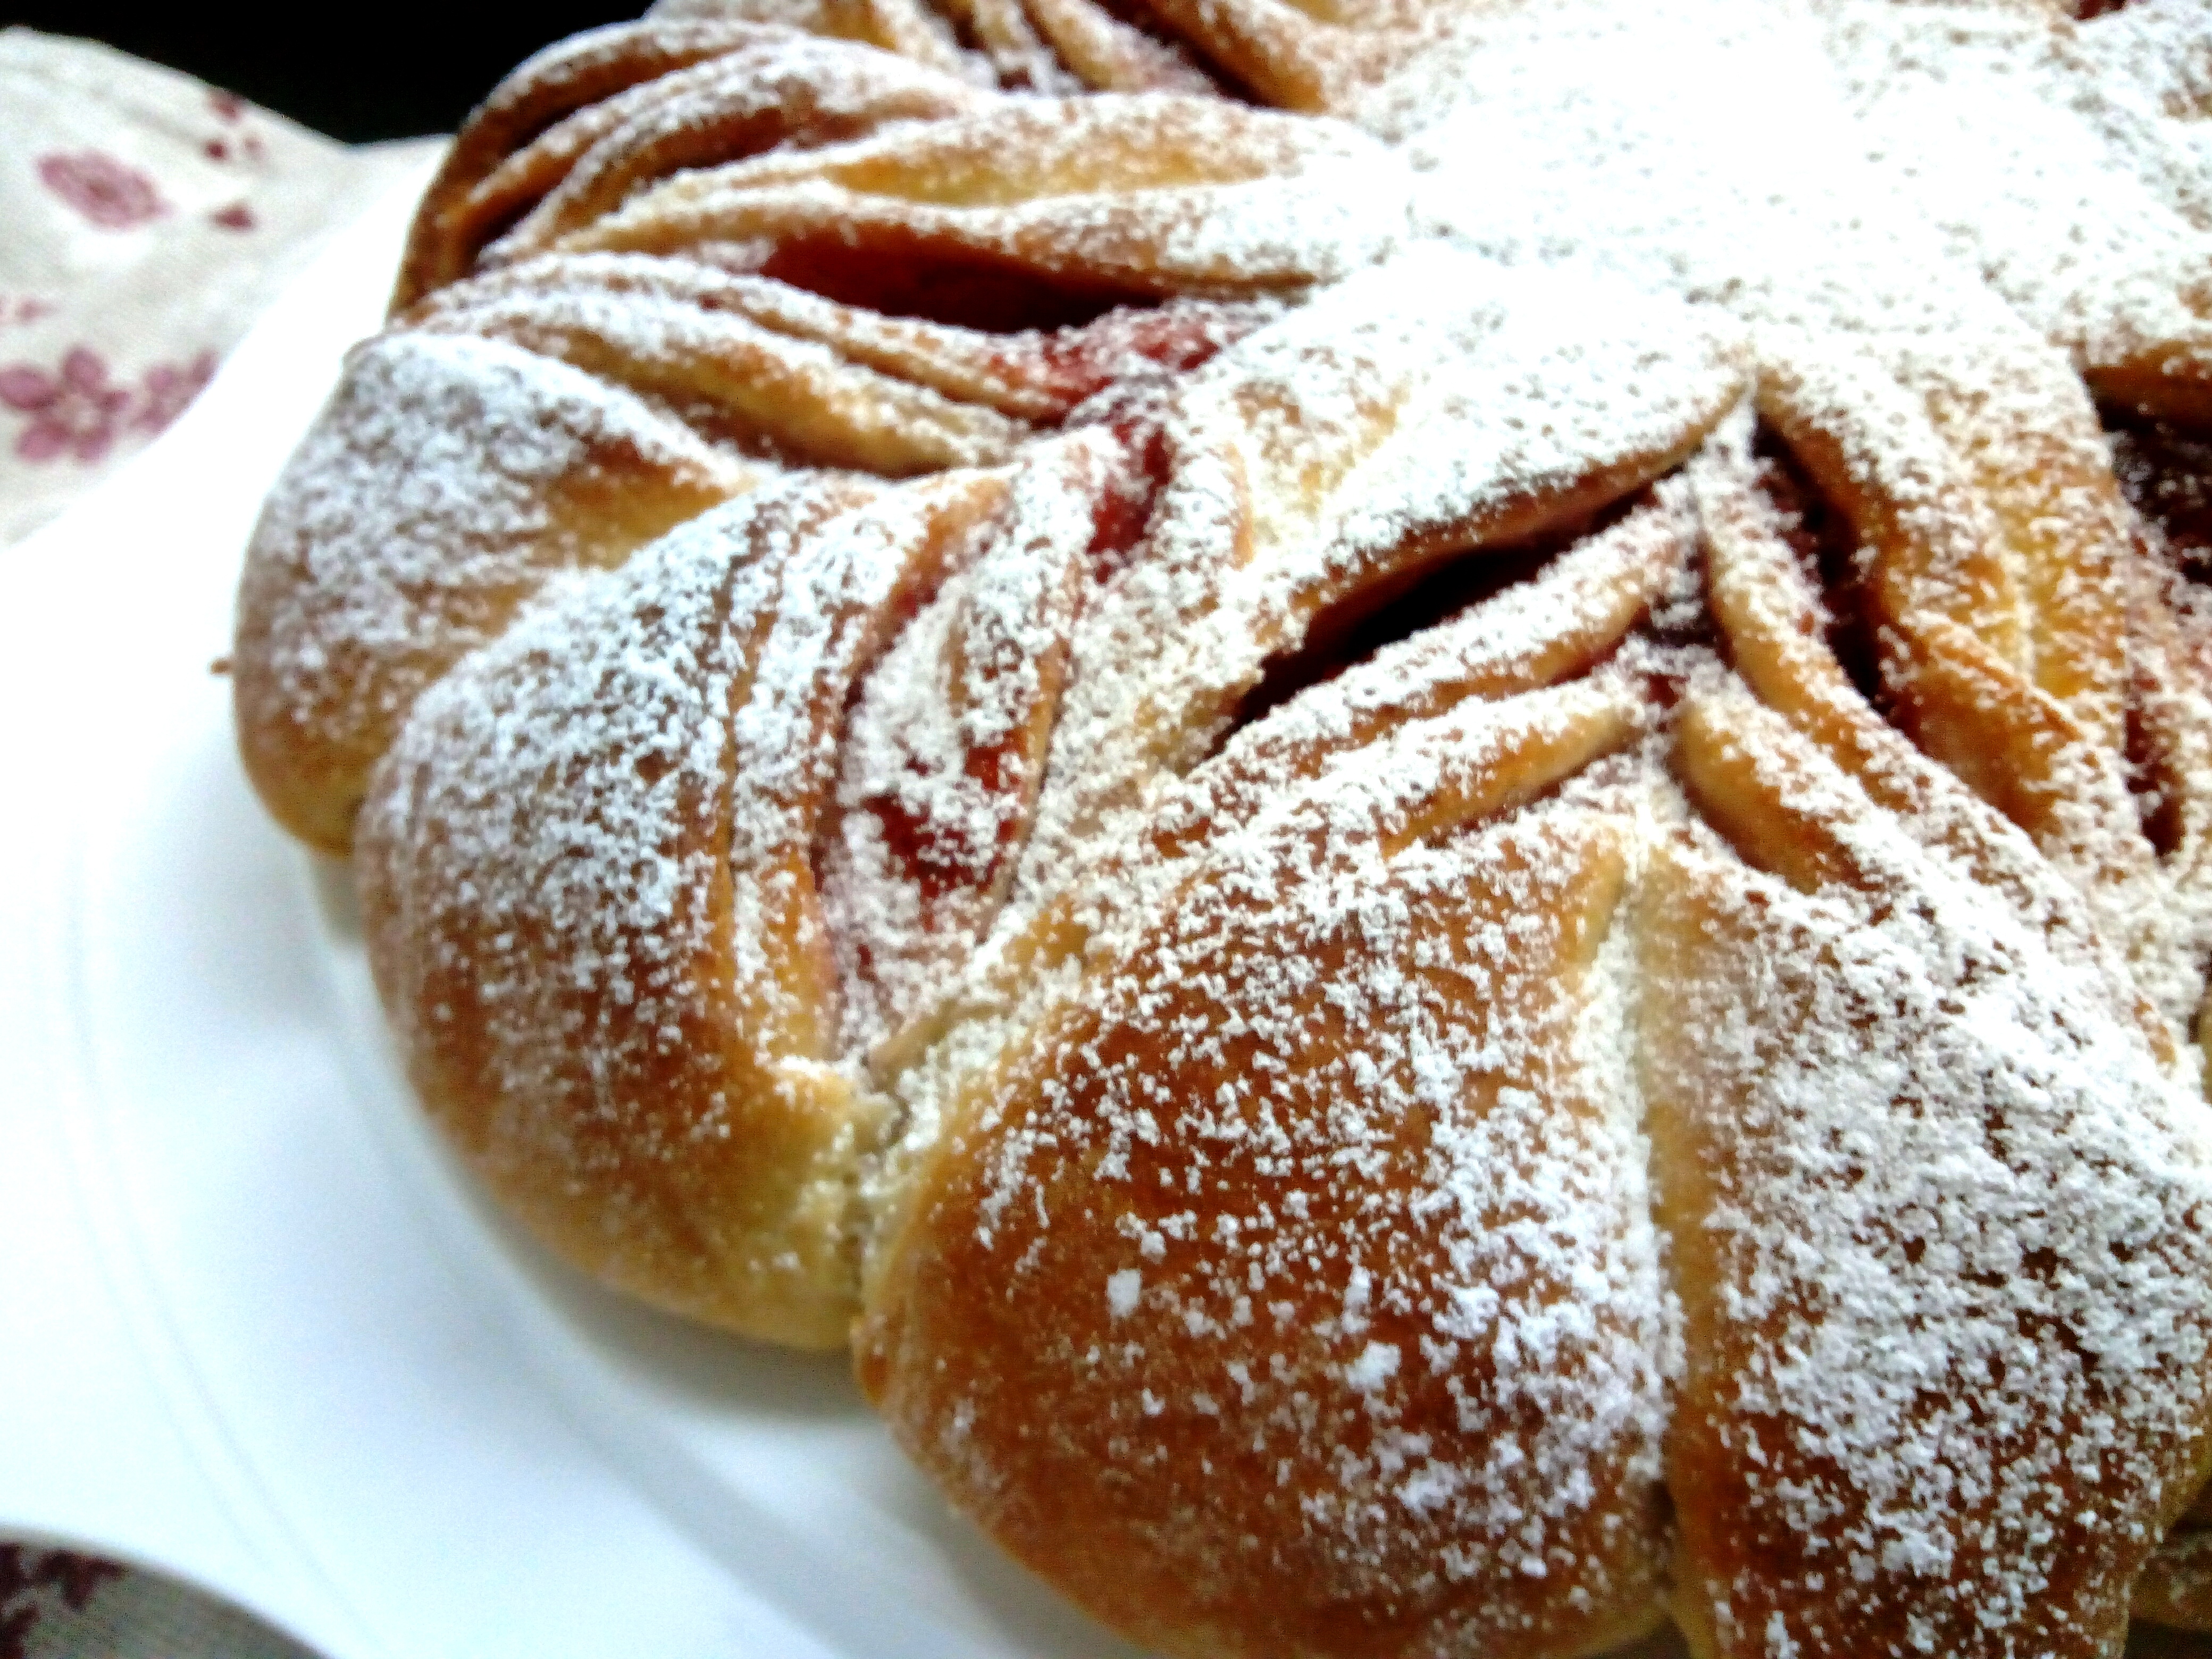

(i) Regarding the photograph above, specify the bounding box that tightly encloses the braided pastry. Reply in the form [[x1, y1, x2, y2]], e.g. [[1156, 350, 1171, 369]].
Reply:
[[232, 0, 2212, 1653]]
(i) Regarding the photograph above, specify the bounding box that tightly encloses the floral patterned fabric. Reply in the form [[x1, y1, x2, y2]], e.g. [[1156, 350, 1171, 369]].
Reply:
[[0, 29, 440, 546], [0, 1546, 314, 1659]]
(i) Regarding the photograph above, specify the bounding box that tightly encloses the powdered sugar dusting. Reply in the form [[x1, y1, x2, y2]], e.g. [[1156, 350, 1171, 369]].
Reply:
[[561, 93, 1418, 294], [356, 485, 876, 1336], [877, 700, 1675, 1647], [724, 471, 1008, 1062], [824, 430, 1111, 1055], [1002, 250, 1742, 922], [1825, 1, 2212, 388], [482, 33, 983, 261], [1647, 687, 2212, 1652], [365, 501, 764, 1132], [234, 330, 748, 845], [412, 265, 1033, 471]]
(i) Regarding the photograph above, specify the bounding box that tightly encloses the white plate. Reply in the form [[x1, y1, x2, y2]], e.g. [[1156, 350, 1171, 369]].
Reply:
[[0, 165, 1149, 1659]]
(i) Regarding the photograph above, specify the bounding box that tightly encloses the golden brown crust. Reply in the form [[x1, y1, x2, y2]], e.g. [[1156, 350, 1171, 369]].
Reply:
[[232, 334, 749, 856], [467, 40, 986, 270], [356, 473, 1018, 1344], [858, 727, 1663, 1659], [1649, 689, 2212, 1659], [547, 94, 1408, 305], [395, 21, 778, 309], [654, 0, 977, 74]]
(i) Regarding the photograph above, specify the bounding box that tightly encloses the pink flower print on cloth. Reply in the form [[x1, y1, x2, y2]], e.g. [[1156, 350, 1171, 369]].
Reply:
[[36, 150, 167, 230], [0, 347, 129, 463], [133, 350, 217, 434], [1, 1544, 123, 1658]]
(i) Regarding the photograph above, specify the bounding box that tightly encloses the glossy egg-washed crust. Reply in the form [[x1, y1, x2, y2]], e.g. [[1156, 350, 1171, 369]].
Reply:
[[232, 0, 2212, 1654]]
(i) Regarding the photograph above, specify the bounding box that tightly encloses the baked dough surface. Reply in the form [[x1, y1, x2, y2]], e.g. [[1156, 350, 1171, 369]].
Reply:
[[231, 1, 2212, 1652]]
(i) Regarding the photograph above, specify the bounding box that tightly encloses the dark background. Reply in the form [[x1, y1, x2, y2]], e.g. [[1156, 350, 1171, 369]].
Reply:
[[7, 7, 638, 140]]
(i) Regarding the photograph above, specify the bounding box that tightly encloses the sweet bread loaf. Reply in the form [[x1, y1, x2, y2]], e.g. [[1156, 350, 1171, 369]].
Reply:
[[232, 0, 2212, 1652]]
